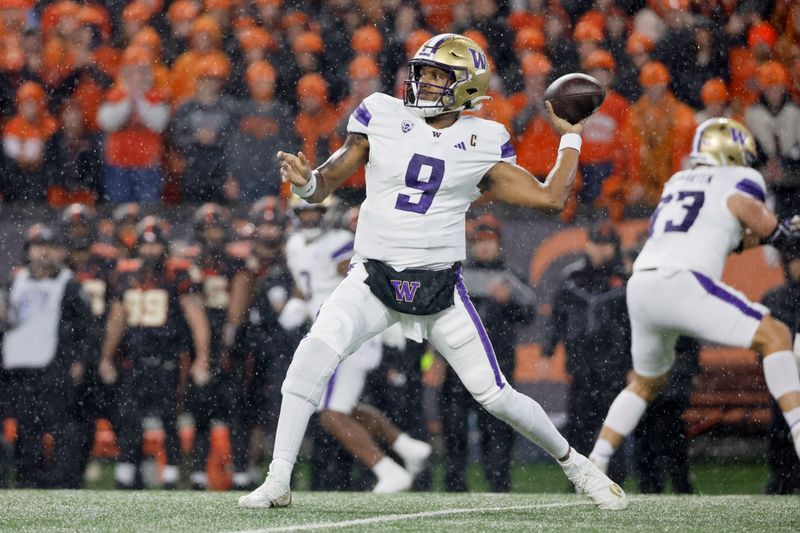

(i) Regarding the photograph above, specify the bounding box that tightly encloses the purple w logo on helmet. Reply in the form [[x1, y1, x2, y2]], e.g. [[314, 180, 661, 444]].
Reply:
[[391, 280, 421, 303], [730, 129, 747, 145], [469, 48, 487, 70]]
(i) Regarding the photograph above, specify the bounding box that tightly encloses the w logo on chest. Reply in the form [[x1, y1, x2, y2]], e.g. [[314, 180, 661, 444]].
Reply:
[[391, 280, 421, 303]]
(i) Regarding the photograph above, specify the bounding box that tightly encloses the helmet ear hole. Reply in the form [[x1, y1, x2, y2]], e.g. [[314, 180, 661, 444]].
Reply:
[[466, 88, 478, 94]]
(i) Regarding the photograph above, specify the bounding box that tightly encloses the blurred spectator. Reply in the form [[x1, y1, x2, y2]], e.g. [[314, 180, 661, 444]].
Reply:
[[666, 18, 729, 109], [625, 61, 696, 208], [634, 336, 700, 494], [2, 81, 60, 203], [510, 53, 559, 179], [172, 55, 236, 203], [97, 47, 169, 204], [50, 13, 118, 133], [463, 30, 514, 131], [49, 100, 102, 206], [573, 19, 605, 67], [761, 247, 800, 495], [2, 224, 94, 488], [544, 222, 629, 485], [745, 61, 800, 220], [171, 15, 230, 106], [331, 56, 379, 206], [393, 29, 432, 98], [696, 78, 729, 123], [615, 31, 653, 102], [464, 0, 522, 93], [575, 49, 631, 222], [163, 0, 199, 66], [748, 21, 778, 66], [441, 215, 534, 491], [228, 61, 298, 201], [131, 27, 171, 97], [294, 73, 337, 172], [121, 2, 152, 46], [544, 10, 579, 80]]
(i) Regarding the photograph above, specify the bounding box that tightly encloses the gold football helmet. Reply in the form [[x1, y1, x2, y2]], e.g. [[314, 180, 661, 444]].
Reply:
[[403, 33, 491, 117], [689, 118, 757, 167]]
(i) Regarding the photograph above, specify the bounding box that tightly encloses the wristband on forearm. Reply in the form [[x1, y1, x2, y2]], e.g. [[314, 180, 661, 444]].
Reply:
[[291, 169, 318, 198], [558, 133, 582, 152]]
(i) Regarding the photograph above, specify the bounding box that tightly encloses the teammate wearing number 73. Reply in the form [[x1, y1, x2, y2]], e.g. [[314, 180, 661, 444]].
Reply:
[[589, 118, 800, 472], [239, 33, 627, 510]]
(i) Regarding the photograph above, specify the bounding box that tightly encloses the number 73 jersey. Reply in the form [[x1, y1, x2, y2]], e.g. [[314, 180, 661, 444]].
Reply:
[[347, 93, 516, 269], [634, 165, 768, 280]]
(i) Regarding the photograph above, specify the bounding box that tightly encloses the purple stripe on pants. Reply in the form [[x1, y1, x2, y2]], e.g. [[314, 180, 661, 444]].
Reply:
[[692, 271, 764, 320], [321, 366, 339, 409], [455, 268, 505, 389]]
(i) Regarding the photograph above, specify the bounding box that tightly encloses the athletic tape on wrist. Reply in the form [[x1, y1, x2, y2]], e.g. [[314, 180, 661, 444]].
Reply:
[[558, 133, 582, 152], [291, 169, 318, 198]]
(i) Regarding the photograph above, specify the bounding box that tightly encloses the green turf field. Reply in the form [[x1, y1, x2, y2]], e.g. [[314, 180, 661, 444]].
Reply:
[[0, 491, 798, 532]]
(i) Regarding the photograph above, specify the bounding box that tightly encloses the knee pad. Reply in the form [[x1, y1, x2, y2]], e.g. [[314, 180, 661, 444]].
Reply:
[[281, 337, 341, 407], [478, 384, 514, 419], [307, 303, 356, 355]]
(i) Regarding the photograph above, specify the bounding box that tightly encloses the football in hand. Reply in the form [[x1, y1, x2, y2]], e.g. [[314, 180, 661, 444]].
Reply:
[[543, 73, 605, 124]]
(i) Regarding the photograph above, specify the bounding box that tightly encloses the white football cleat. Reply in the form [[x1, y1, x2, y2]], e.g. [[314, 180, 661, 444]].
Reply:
[[561, 449, 628, 510], [372, 465, 413, 493], [402, 441, 432, 478], [238, 475, 291, 508]]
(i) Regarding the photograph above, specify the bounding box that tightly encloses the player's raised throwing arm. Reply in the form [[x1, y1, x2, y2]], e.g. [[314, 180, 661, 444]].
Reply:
[[277, 133, 370, 204], [486, 102, 584, 212]]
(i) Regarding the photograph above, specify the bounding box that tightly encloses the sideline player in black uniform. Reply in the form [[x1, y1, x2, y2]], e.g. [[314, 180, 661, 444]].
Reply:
[[187, 203, 255, 490], [233, 197, 302, 489], [61, 204, 116, 485], [99, 216, 211, 489]]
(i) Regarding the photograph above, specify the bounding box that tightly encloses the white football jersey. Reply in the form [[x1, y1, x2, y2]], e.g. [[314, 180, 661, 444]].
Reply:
[[634, 165, 768, 279], [347, 93, 516, 269], [286, 229, 354, 317]]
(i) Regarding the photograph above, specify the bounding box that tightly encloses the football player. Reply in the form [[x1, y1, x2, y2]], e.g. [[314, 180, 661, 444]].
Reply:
[[235, 197, 303, 489], [98, 216, 211, 489], [240, 33, 626, 509], [187, 203, 255, 490], [61, 204, 117, 483], [589, 118, 800, 471], [285, 198, 432, 493]]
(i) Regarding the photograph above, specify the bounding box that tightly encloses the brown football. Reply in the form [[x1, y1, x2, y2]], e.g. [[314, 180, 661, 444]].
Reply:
[[543, 73, 605, 124]]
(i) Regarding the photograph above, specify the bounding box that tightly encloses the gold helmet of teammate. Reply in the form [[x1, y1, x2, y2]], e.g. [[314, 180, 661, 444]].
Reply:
[[403, 33, 491, 117], [689, 118, 757, 167]]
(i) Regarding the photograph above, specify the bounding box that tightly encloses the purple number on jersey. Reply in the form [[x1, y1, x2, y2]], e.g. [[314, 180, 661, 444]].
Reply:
[[650, 191, 706, 234], [394, 153, 445, 214], [664, 191, 705, 232]]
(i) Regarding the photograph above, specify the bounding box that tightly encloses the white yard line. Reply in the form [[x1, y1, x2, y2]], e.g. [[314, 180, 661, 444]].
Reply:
[[230, 500, 590, 533]]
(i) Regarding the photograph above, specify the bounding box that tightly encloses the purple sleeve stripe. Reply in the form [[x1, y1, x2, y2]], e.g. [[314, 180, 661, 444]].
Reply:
[[321, 365, 339, 409], [500, 140, 515, 158], [692, 271, 764, 321], [455, 267, 505, 389], [735, 179, 766, 202], [331, 241, 354, 260], [352, 103, 372, 127]]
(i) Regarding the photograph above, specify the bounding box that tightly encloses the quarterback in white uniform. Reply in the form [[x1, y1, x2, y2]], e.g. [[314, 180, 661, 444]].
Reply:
[[589, 118, 800, 472], [240, 33, 626, 510], [286, 201, 432, 492]]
